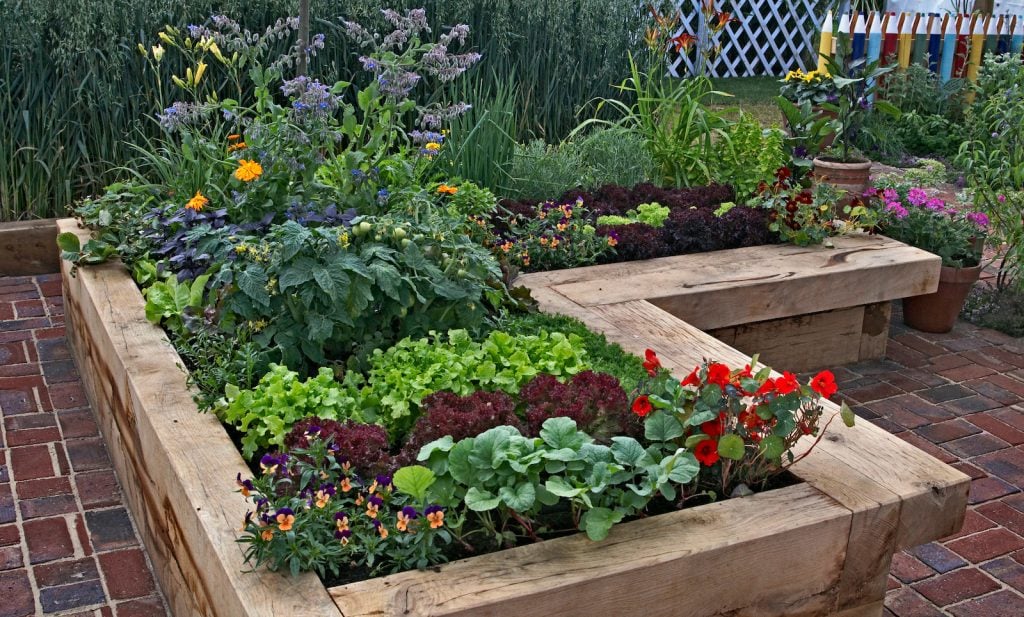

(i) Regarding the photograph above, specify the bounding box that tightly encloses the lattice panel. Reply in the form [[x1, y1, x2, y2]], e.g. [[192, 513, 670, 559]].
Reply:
[[667, 0, 823, 78]]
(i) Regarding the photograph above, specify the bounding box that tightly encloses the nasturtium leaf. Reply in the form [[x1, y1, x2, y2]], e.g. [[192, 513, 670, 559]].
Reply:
[[393, 465, 436, 502], [644, 411, 684, 442], [717, 434, 746, 460], [841, 402, 856, 427], [684, 433, 709, 448], [56, 232, 81, 253], [535, 484, 559, 506], [446, 439, 476, 485], [758, 435, 786, 461], [543, 447, 580, 462], [581, 507, 624, 541], [499, 482, 536, 512], [465, 487, 501, 512]]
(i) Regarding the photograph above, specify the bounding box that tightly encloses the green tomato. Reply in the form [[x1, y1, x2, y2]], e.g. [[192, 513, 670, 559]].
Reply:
[[401, 238, 411, 248], [355, 221, 372, 236], [393, 227, 407, 240]]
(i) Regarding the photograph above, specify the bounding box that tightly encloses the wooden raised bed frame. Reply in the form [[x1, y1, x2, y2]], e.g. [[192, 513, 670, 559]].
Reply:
[[59, 219, 966, 617]]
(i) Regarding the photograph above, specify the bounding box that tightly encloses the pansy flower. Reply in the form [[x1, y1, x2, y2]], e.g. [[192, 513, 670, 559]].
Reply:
[[376, 475, 393, 492], [260, 528, 274, 541], [425, 505, 445, 529], [275, 508, 295, 532], [334, 528, 352, 545], [340, 477, 352, 492], [366, 494, 383, 518], [397, 506, 418, 532], [241, 511, 253, 531], [372, 518, 389, 539], [235, 473, 254, 497], [334, 511, 350, 532], [259, 453, 286, 475]]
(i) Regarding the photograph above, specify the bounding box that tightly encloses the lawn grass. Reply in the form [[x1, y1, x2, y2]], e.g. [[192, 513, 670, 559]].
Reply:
[[708, 76, 781, 128]]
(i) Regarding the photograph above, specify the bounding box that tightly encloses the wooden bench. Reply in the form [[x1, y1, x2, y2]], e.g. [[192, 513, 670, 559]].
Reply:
[[59, 220, 966, 617], [518, 234, 941, 371]]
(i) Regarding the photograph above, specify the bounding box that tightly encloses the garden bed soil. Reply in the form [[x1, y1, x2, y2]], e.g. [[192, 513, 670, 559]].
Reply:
[[59, 218, 968, 617]]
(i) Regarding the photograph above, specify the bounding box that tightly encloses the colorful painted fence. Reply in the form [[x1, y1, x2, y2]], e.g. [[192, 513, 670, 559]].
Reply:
[[817, 11, 1024, 85]]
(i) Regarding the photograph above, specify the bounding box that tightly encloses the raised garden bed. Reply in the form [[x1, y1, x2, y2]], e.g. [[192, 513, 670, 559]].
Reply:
[[60, 218, 967, 617], [519, 234, 942, 372]]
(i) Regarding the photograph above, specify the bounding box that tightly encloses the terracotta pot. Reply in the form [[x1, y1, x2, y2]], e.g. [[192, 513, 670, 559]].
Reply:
[[812, 157, 873, 199], [902, 264, 983, 333]]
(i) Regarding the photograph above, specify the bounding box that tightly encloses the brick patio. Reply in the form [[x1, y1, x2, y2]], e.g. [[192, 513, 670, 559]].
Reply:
[[1, 274, 168, 617], [3, 271, 1024, 616]]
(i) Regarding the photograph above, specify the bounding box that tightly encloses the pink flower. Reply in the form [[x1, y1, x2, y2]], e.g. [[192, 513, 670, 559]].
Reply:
[[885, 201, 909, 219], [925, 198, 945, 211], [998, 194, 1007, 203], [967, 211, 990, 228], [882, 188, 899, 202], [907, 188, 928, 206]]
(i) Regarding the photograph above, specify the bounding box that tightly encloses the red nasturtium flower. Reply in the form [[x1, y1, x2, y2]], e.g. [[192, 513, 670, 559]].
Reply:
[[810, 370, 838, 398], [681, 366, 701, 387], [774, 371, 800, 395], [701, 411, 728, 437], [632, 395, 653, 417], [706, 362, 731, 388], [694, 439, 720, 466], [755, 377, 776, 396], [642, 349, 661, 376]]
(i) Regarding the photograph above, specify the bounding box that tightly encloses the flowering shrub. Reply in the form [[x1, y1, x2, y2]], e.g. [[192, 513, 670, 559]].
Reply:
[[869, 181, 987, 268], [496, 197, 614, 272], [632, 351, 854, 495], [779, 68, 836, 107], [238, 434, 450, 577], [749, 167, 879, 246]]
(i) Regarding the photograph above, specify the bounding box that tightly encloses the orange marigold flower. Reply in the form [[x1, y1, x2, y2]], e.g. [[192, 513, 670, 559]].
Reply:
[[228, 141, 247, 152], [437, 184, 458, 195], [234, 159, 263, 182], [228, 133, 242, 141], [185, 190, 209, 211]]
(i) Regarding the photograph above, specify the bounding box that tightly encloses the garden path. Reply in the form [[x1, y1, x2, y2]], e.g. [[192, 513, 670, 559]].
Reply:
[[3, 271, 1024, 616], [0, 273, 169, 617]]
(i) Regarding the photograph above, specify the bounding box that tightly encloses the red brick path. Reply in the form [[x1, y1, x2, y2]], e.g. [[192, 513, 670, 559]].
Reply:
[[836, 308, 1024, 617], [1, 274, 167, 617]]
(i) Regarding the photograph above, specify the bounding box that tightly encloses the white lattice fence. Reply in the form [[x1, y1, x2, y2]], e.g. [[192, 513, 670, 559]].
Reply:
[[668, 0, 823, 77]]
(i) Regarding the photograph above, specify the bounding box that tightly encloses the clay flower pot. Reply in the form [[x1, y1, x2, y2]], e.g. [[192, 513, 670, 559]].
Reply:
[[812, 157, 873, 198], [902, 264, 983, 333]]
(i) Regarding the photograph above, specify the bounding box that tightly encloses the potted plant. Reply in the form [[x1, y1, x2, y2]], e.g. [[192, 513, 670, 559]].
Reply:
[[868, 181, 989, 332], [778, 68, 838, 152], [813, 58, 897, 197]]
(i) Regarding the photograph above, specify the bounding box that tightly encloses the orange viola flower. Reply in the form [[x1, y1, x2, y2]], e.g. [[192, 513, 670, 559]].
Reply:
[[260, 529, 274, 541], [425, 506, 445, 529], [275, 509, 295, 532]]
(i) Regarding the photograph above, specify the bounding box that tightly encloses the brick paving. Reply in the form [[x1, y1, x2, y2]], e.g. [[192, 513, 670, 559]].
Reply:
[[4, 268, 1024, 615], [834, 306, 1024, 617], [0, 274, 168, 617]]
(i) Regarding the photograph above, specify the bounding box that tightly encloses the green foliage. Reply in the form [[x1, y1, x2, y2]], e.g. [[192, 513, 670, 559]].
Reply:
[[573, 127, 657, 192], [419, 418, 698, 542], [890, 112, 965, 159], [776, 97, 834, 174], [963, 286, 1024, 337], [142, 272, 210, 335], [817, 56, 897, 163], [596, 202, 669, 228], [499, 311, 647, 393], [712, 112, 786, 198], [892, 159, 948, 188], [582, 58, 730, 187], [359, 328, 589, 437], [751, 176, 877, 247], [504, 140, 587, 202], [882, 64, 964, 118], [438, 76, 518, 193], [222, 215, 502, 373], [220, 365, 364, 459]]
